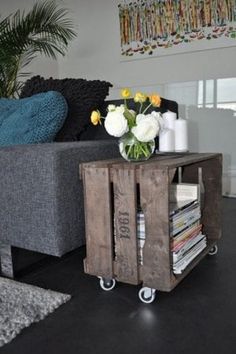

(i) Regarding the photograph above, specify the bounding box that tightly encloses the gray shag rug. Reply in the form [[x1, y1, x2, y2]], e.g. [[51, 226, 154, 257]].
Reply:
[[0, 277, 71, 347]]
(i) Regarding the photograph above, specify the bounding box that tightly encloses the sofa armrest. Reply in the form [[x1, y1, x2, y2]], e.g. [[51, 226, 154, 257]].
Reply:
[[0, 139, 119, 160], [0, 140, 120, 256]]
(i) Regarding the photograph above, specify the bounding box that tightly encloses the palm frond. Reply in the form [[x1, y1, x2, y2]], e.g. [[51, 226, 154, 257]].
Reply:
[[0, 0, 77, 97]]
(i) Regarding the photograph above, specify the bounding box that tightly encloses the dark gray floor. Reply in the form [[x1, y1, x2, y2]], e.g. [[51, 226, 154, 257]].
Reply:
[[1, 197, 236, 354]]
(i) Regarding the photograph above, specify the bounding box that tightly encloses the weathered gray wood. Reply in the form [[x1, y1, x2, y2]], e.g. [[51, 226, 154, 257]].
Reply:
[[82, 153, 222, 293], [142, 153, 220, 169], [139, 166, 172, 291], [82, 165, 114, 278], [182, 155, 222, 240], [112, 165, 139, 285], [80, 158, 123, 174], [0, 243, 14, 278], [169, 168, 177, 184]]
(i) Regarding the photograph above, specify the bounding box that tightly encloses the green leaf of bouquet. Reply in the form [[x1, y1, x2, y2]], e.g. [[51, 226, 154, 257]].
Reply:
[[123, 108, 136, 127]]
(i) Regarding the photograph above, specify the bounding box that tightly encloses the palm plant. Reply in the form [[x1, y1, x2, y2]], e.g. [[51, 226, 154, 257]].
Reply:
[[0, 0, 76, 98]]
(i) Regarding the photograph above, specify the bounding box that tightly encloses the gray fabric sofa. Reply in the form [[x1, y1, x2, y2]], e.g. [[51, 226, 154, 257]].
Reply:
[[0, 140, 120, 277], [0, 76, 178, 277], [0, 77, 121, 277]]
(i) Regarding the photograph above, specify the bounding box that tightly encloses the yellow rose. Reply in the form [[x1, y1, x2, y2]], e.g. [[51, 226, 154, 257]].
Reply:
[[90, 110, 101, 125], [134, 92, 147, 103], [121, 88, 131, 99], [149, 94, 161, 107]]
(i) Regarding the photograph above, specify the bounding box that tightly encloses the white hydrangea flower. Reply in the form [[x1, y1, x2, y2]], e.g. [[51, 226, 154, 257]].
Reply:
[[115, 105, 125, 114], [107, 104, 116, 112], [104, 111, 129, 137], [132, 114, 160, 142], [150, 111, 162, 120], [150, 111, 164, 128], [136, 114, 146, 124]]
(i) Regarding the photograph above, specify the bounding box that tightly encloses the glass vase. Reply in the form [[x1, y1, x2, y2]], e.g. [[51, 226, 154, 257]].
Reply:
[[119, 132, 155, 162]]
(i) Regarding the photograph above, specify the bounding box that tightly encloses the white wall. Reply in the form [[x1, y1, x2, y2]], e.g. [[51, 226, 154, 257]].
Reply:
[[2, 0, 236, 195], [58, 0, 236, 196], [58, 0, 236, 89]]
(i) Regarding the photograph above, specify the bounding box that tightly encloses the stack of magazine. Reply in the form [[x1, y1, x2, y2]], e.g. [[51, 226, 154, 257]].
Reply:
[[136, 183, 207, 272], [170, 183, 206, 274]]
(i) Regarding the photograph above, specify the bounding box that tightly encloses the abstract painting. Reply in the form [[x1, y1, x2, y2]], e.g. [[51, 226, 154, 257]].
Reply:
[[118, 0, 236, 59]]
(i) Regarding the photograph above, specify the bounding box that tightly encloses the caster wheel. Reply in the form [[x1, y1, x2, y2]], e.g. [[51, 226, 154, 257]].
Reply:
[[99, 277, 116, 291], [208, 245, 218, 256], [138, 287, 156, 304]]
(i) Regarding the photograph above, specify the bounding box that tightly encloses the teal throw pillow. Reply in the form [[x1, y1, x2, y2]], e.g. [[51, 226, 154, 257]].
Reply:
[[0, 91, 68, 146]]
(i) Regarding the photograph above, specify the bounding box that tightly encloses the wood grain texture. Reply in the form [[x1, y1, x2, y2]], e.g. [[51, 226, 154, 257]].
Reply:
[[82, 165, 114, 278], [182, 155, 222, 240], [143, 153, 220, 169], [82, 153, 222, 293], [112, 165, 140, 284], [139, 166, 172, 291]]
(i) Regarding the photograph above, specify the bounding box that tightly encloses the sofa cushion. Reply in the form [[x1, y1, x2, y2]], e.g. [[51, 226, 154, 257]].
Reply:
[[0, 91, 68, 146], [20, 76, 112, 141]]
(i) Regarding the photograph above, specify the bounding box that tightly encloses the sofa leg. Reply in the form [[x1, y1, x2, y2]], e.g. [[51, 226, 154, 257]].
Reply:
[[0, 243, 14, 278]]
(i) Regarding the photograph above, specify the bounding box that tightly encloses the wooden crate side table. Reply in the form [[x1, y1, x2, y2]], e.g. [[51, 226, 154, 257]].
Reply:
[[81, 153, 222, 302]]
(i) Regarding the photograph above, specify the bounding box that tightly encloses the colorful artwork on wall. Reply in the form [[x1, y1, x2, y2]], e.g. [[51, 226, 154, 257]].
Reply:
[[118, 0, 236, 60]]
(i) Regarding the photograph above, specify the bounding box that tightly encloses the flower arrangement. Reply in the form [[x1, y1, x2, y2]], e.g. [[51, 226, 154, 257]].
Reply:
[[90, 88, 162, 161]]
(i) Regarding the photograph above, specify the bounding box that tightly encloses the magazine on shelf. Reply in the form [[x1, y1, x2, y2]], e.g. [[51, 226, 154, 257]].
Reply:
[[171, 203, 200, 226], [170, 199, 198, 217], [173, 232, 205, 262], [170, 200, 199, 220], [122, 183, 203, 267], [137, 209, 145, 264], [173, 237, 207, 275], [170, 183, 200, 202], [170, 183, 200, 215], [170, 206, 201, 236], [170, 183, 206, 274], [172, 223, 202, 249], [137, 210, 145, 240]]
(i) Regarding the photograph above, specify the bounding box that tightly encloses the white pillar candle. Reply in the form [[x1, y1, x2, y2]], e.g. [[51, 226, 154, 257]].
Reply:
[[162, 111, 177, 130], [159, 111, 177, 152], [159, 129, 175, 152], [174, 118, 188, 152]]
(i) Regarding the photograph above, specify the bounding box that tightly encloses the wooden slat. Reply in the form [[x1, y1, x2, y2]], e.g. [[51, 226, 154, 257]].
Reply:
[[80, 158, 123, 179], [81, 157, 123, 170], [140, 166, 172, 291], [82, 153, 222, 294], [112, 165, 140, 284], [203, 156, 222, 240], [182, 155, 222, 240], [169, 168, 177, 184], [142, 153, 220, 169], [82, 165, 114, 278]]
